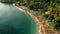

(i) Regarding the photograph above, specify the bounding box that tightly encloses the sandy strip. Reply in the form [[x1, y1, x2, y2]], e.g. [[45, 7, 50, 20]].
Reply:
[[13, 4, 43, 34], [13, 4, 60, 34]]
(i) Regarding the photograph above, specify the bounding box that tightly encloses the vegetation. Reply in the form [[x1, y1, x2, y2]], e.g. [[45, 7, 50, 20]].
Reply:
[[0, 0, 60, 30], [49, 17, 60, 30], [17, 0, 60, 30], [0, 0, 19, 3]]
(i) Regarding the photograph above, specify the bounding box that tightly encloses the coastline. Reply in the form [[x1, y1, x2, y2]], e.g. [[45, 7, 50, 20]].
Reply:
[[13, 4, 43, 34], [13, 4, 57, 34]]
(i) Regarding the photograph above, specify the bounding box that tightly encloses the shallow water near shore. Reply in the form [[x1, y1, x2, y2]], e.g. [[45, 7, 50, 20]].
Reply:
[[0, 3, 36, 34]]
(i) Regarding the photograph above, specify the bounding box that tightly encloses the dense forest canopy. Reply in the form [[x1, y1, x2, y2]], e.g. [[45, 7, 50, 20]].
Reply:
[[0, 0, 19, 3], [16, 0, 60, 30]]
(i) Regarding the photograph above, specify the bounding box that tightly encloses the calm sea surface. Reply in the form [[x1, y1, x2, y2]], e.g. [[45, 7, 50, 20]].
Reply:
[[0, 3, 36, 34]]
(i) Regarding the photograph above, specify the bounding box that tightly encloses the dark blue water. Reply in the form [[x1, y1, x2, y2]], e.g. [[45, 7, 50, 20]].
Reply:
[[0, 3, 36, 34]]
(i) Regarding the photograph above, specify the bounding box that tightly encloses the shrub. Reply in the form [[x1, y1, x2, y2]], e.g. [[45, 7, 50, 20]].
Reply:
[[42, 14, 49, 18], [37, 10, 45, 15], [48, 14, 55, 20], [49, 17, 60, 30], [43, 14, 55, 20]]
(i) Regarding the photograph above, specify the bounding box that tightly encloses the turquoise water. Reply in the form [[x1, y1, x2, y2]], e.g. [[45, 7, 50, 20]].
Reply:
[[0, 3, 36, 34]]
